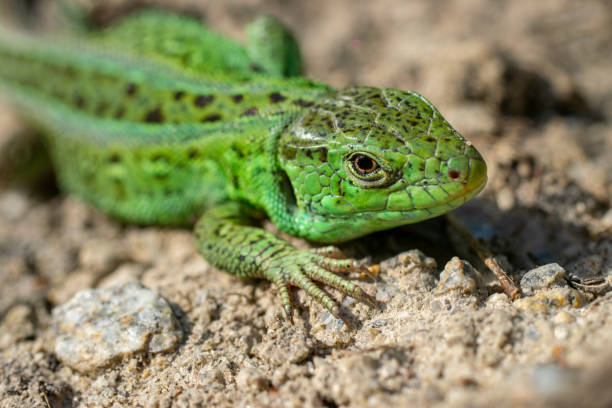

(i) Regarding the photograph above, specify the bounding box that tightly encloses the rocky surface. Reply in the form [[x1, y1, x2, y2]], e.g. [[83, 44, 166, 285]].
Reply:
[[0, 0, 611, 407]]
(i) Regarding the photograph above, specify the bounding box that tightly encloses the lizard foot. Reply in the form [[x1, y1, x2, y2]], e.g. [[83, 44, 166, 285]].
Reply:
[[264, 247, 378, 328]]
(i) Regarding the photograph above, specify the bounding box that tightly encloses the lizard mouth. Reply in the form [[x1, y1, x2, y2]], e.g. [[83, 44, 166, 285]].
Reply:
[[418, 172, 487, 212], [427, 175, 486, 210], [375, 155, 488, 215], [384, 175, 487, 217]]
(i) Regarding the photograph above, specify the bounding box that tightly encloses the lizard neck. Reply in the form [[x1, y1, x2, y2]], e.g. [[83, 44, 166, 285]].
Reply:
[[228, 111, 304, 236]]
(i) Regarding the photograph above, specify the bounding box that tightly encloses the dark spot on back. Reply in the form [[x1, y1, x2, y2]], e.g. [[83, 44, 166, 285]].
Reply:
[[113, 179, 126, 200], [108, 153, 121, 163], [114, 107, 125, 119], [145, 107, 164, 123], [187, 148, 199, 158], [241, 107, 258, 117], [202, 113, 222, 123], [232, 94, 244, 103], [74, 94, 85, 108], [154, 171, 169, 180], [125, 83, 138, 96], [194, 95, 214, 107], [64, 66, 76, 77], [293, 99, 314, 108], [249, 64, 263, 72], [231, 144, 246, 159], [426, 137, 436, 142], [269, 92, 286, 103], [151, 153, 169, 162], [174, 91, 185, 101]]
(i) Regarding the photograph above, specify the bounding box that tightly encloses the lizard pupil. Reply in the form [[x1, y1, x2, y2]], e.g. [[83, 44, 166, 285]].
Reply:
[[353, 154, 378, 175]]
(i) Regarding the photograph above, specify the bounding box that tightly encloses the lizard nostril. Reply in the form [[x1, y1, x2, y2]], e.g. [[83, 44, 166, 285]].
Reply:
[[448, 169, 460, 179]]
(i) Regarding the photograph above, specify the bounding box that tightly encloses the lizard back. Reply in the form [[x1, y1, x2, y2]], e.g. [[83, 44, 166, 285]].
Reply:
[[0, 12, 330, 224]]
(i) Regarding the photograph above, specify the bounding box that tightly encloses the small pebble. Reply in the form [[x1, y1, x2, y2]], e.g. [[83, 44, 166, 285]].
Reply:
[[52, 282, 183, 372], [554, 325, 569, 340], [553, 310, 575, 324], [380, 249, 436, 270], [486, 293, 510, 308], [435, 257, 482, 295], [496, 187, 515, 211], [520, 263, 567, 296], [531, 364, 577, 397]]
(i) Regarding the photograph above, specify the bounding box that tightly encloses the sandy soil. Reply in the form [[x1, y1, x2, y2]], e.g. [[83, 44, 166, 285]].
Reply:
[[0, 0, 611, 407]]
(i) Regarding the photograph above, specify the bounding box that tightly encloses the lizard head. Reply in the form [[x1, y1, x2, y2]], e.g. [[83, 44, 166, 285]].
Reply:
[[278, 86, 487, 243]]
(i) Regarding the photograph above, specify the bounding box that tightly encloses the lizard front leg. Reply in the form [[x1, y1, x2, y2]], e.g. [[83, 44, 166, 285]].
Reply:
[[194, 203, 376, 326], [246, 15, 302, 77]]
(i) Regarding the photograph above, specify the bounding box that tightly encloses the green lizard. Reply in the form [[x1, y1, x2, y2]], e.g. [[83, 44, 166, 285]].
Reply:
[[0, 10, 487, 324]]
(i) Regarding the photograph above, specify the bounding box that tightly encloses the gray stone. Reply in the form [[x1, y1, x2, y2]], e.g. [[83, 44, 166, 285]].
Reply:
[[531, 364, 578, 398], [52, 282, 183, 372], [520, 263, 567, 296], [435, 257, 482, 295]]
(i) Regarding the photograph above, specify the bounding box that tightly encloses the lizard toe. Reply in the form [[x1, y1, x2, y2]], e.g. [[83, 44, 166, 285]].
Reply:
[[309, 245, 345, 259], [303, 263, 376, 307], [287, 266, 353, 329], [273, 276, 294, 323]]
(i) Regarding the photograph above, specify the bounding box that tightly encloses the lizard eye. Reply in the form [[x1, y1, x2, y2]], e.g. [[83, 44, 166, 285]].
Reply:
[[346, 152, 396, 188], [347, 152, 384, 181], [352, 154, 378, 175]]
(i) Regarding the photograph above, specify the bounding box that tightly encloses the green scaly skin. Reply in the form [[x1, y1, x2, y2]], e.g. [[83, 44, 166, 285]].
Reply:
[[0, 10, 487, 325]]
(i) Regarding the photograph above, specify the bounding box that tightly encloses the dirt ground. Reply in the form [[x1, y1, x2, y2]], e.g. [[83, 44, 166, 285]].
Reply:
[[1, 0, 611, 407]]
